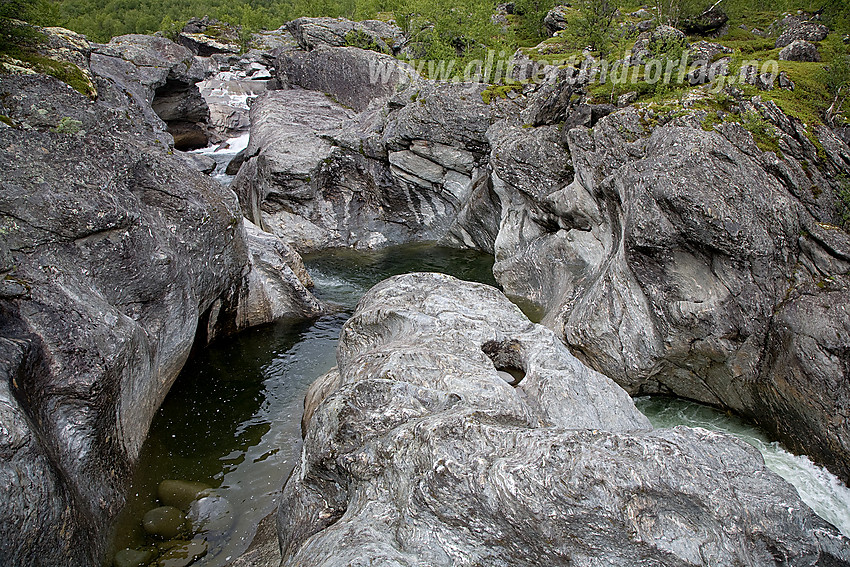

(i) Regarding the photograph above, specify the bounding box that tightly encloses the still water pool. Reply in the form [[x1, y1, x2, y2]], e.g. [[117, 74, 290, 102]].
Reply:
[[109, 243, 849, 566], [108, 244, 498, 566]]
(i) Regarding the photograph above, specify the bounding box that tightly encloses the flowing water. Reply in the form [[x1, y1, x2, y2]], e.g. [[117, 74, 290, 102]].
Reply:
[[636, 397, 850, 537]]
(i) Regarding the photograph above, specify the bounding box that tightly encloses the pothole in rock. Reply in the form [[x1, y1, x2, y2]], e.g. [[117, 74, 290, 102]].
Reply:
[[481, 339, 527, 386]]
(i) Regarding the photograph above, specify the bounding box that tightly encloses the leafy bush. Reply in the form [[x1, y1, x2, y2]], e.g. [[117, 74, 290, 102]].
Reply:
[[512, 0, 557, 41], [566, 0, 619, 55], [0, 0, 55, 53]]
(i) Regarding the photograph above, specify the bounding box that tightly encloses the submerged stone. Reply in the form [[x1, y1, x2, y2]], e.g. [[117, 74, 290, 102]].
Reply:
[[142, 506, 186, 540], [113, 548, 154, 567], [157, 480, 211, 511], [187, 494, 234, 535], [156, 538, 208, 567]]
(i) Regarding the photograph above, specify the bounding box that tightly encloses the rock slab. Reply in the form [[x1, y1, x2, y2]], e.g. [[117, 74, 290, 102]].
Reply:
[[278, 273, 850, 566]]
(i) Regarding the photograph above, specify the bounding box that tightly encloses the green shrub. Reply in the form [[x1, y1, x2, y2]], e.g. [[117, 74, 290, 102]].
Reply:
[[565, 0, 619, 55], [52, 116, 83, 134]]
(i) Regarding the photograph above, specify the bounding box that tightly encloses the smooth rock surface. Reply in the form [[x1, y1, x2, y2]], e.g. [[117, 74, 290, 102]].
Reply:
[[488, 100, 850, 484], [277, 45, 417, 112], [0, 62, 321, 565], [143, 507, 186, 539], [279, 273, 850, 566], [232, 74, 498, 252], [158, 480, 211, 511], [90, 34, 213, 149]]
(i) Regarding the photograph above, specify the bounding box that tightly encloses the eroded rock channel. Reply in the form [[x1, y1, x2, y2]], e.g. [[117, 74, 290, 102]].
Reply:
[[1, 13, 850, 567]]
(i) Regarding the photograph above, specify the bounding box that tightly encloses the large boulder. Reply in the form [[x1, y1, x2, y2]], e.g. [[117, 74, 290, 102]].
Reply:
[[177, 16, 241, 56], [775, 20, 829, 48], [234, 52, 498, 252], [758, 274, 850, 482], [779, 39, 821, 62], [286, 17, 405, 54], [230, 88, 359, 250], [277, 45, 417, 112], [543, 5, 572, 36], [279, 273, 850, 566], [90, 34, 213, 149], [0, 67, 319, 565], [489, 100, 850, 484], [682, 7, 728, 35]]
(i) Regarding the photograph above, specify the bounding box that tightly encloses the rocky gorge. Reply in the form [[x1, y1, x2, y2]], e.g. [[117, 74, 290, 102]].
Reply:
[[0, 8, 849, 567]]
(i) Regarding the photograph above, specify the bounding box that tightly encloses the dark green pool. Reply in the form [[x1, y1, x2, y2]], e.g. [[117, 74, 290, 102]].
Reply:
[[108, 243, 500, 566]]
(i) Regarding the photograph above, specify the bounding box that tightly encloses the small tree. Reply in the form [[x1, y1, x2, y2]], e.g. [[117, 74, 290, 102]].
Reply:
[[568, 0, 618, 55], [0, 0, 54, 53]]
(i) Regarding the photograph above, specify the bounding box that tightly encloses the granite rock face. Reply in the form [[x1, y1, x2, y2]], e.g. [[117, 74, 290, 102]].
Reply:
[[286, 16, 405, 54], [279, 273, 850, 567], [277, 45, 417, 112], [90, 34, 214, 149], [779, 39, 821, 62], [232, 60, 499, 252], [775, 20, 829, 48], [0, 64, 320, 565], [178, 16, 241, 56], [490, 99, 850, 484]]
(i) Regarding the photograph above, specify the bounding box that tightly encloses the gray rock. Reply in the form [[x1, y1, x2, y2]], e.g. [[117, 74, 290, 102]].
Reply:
[[249, 27, 299, 53], [187, 494, 234, 536], [757, 274, 850, 483], [197, 76, 272, 137], [775, 20, 829, 48], [174, 150, 216, 174], [686, 57, 730, 85], [687, 40, 733, 65], [278, 273, 849, 566], [178, 17, 241, 56], [649, 24, 687, 53], [230, 88, 356, 250], [0, 70, 320, 566], [277, 45, 417, 112], [286, 17, 404, 54], [779, 39, 821, 61], [617, 91, 638, 106], [629, 8, 653, 19], [230, 513, 281, 567], [543, 5, 572, 36], [91, 34, 213, 149], [158, 480, 211, 511], [756, 71, 776, 90], [488, 101, 850, 484], [238, 220, 324, 326], [113, 548, 155, 567], [226, 146, 250, 175], [143, 507, 186, 539], [778, 70, 795, 90], [682, 7, 728, 35], [232, 76, 495, 252], [521, 66, 589, 127]]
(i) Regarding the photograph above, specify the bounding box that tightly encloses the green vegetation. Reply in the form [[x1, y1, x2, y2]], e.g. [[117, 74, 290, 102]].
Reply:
[[52, 116, 84, 134], [0, 0, 54, 52], [1, 1, 97, 98], [481, 81, 523, 103]]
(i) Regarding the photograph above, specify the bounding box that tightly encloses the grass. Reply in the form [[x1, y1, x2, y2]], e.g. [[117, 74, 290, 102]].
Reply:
[[481, 81, 523, 103], [0, 48, 96, 98]]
